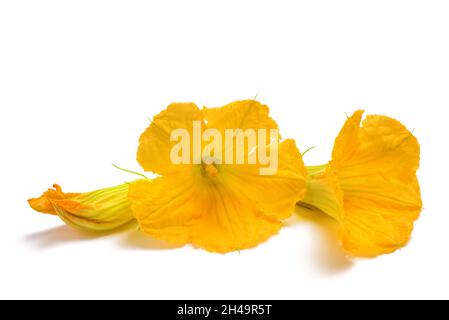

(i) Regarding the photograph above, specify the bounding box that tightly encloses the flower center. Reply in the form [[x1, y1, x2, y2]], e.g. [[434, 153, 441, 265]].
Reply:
[[201, 162, 219, 178]]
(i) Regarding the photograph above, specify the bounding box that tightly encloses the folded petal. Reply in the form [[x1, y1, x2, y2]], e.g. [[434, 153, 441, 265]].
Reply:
[[137, 103, 204, 175], [28, 183, 137, 232], [331, 110, 364, 166], [28, 184, 80, 215]]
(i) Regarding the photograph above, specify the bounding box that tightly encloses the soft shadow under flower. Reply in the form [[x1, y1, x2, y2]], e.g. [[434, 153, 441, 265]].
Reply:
[[294, 206, 353, 275]]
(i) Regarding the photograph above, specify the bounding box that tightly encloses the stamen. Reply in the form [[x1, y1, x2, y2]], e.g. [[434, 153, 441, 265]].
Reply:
[[202, 163, 218, 178]]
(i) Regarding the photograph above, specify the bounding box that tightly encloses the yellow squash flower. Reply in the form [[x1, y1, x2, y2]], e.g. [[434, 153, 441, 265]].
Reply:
[[28, 183, 137, 231], [298, 110, 422, 257], [128, 100, 307, 253]]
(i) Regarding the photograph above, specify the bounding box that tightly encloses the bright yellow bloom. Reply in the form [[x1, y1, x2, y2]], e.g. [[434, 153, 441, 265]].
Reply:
[[28, 103, 421, 258], [129, 100, 307, 253], [28, 183, 137, 231], [298, 110, 422, 257]]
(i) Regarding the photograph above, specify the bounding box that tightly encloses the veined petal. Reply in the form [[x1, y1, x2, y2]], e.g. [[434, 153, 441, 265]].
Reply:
[[190, 182, 282, 253], [128, 171, 282, 253], [204, 99, 278, 134], [222, 139, 307, 219], [137, 103, 204, 175], [332, 111, 420, 180], [202, 100, 280, 164], [341, 196, 417, 257], [331, 110, 364, 166], [128, 173, 202, 244], [28, 183, 137, 232]]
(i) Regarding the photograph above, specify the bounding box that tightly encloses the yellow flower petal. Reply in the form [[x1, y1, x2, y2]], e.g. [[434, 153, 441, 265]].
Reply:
[[137, 102, 204, 175], [128, 174, 201, 245], [222, 139, 307, 219], [332, 111, 420, 182], [128, 173, 283, 253], [341, 196, 417, 256], [203, 100, 278, 133], [28, 183, 137, 232], [299, 111, 422, 257], [331, 110, 364, 166]]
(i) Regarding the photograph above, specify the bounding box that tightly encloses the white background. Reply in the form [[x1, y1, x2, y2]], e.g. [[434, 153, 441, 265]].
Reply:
[[1, 1, 448, 299]]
